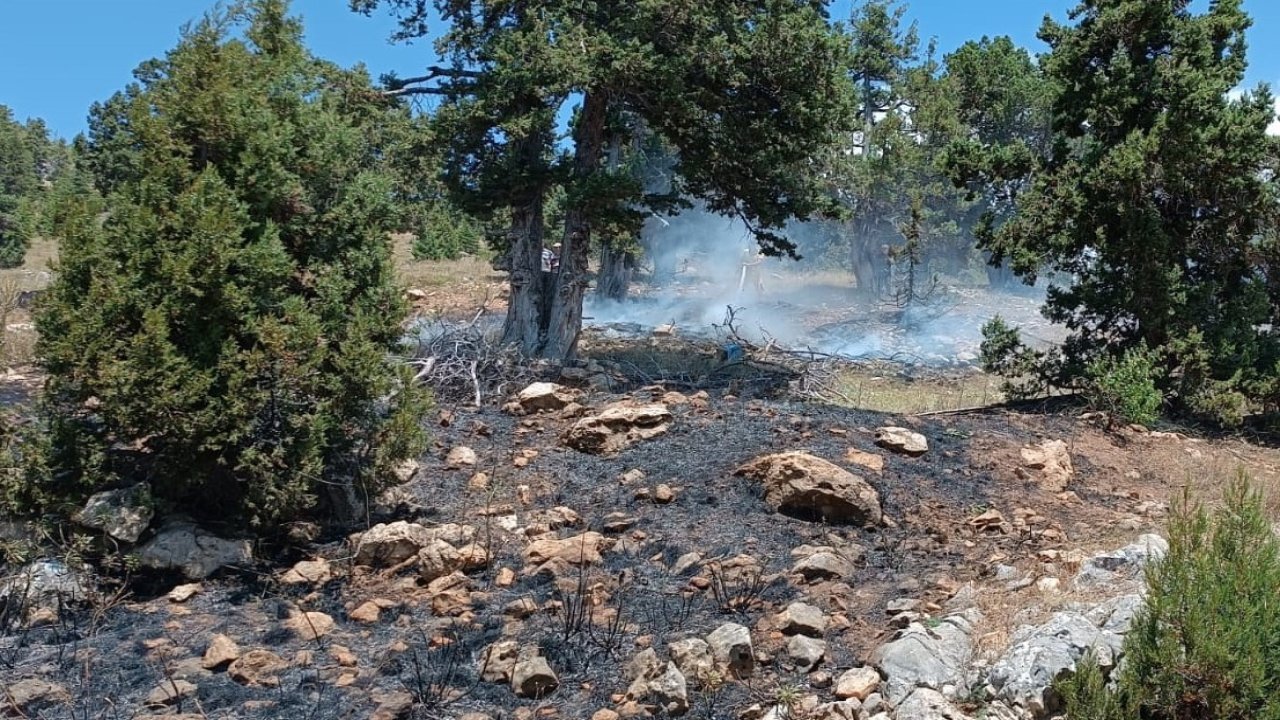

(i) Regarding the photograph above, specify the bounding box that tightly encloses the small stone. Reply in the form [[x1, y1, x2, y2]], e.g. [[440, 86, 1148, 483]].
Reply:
[[145, 679, 197, 707], [496, 567, 517, 587], [349, 601, 382, 624], [844, 448, 885, 472], [227, 649, 288, 687], [512, 654, 559, 698], [331, 645, 358, 667], [469, 472, 490, 490], [447, 445, 479, 468], [1037, 577, 1061, 593], [792, 551, 854, 582], [457, 542, 492, 571], [202, 634, 241, 670], [776, 602, 827, 637], [834, 667, 880, 701], [707, 623, 754, 677], [284, 611, 335, 641], [787, 635, 826, 671], [168, 583, 202, 603], [654, 484, 676, 504], [481, 641, 521, 683], [874, 427, 928, 456], [669, 638, 715, 686], [281, 558, 332, 585]]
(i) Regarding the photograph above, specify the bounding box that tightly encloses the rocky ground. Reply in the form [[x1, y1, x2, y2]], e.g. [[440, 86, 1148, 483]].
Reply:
[[2, 373, 1276, 720]]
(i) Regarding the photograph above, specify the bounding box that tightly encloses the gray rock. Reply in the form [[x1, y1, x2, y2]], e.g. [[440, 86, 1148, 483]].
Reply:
[[777, 601, 827, 637], [894, 688, 972, 719], [511, 654, 559, 698], [136, 521, 252, 579], [669, 638, 715, 686], [74, 483, 153, 542], [1074, 534, 1168, 589], [787, 635, 826, 671], [707, 622, 754, 677], [0, 559, 88, 617], [417, 538, 462, 582], [872, 610, 979, 704], [792, 550, 855, 581], [734, 452, 883, 526], [874, 427, 929, 456], [648, 662, 690, 715], [810, 699, 861, 720], [987, 611, 1125, 717]]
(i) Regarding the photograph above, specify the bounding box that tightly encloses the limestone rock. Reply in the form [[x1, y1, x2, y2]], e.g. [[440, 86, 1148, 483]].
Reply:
[[145, 679, 198, 707], [776, 601, 827, 637], [228, 649, 288, 687], [1074, 534, 1168, 589], [669, 638, 715, 686], [480, 640, 520, 683], [834, 666, 880, 701], [988, 610, 1127, 716], [707, 622, 754, 677], [446, 445, 478, 468], [349, 601, 382, 624], [351, 521, 475, 567], [734, 452, 882, 526], [505, 382, 581, 415], [202, 634, 241, 670], [1020, 440, 1073, 492], [626, 649, 689, 716], [0, 559, 88, 616], [524, 531, 609, 568], [792, 549, 855, 581], [168, 583, 201, 603], [281, 558, 332, 585], [418, 539, 463, 582], [788, 635, 826, 671], [74, 483, 153, 542], [563, 402, 673, 455], [874, 427, 928, 457], [511, 654, 559, 698], [137, 520, 252, 579], [894, 688, 972, 719], [872, 610, 979, 704]]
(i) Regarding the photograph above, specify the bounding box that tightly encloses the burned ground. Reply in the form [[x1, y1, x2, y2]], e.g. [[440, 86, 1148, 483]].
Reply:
[[3, 375, 1253, 720]]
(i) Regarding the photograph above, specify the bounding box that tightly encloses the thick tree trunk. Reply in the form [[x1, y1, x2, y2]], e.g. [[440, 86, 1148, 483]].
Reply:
[[500, 197, 546, 355], [544, 91, 608, 361], [597, 239, 633, 302]]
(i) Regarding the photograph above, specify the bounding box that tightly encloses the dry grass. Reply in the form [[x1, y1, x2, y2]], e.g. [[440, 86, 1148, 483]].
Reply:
[[390, 234, 508, 317], [0, 236, 57, 369], [826, 365, 1005, 414]]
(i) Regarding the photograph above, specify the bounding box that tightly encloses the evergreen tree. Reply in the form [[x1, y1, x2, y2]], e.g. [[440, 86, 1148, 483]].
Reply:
[[356, 0, 854, 360], [979, 0, 1280, 424], [0, 106, 64, 267], [30, 0, 428, 527]]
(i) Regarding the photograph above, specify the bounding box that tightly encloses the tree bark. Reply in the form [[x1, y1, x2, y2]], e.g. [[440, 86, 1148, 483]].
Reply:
[[597, 238, 633, 302], [500, 196, 546, 355], [543, 91, 609, 361]]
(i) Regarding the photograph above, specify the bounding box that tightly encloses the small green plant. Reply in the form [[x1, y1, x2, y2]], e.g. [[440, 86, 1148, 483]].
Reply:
[[411, 202, 484, 261], [1058, 470, 1280, 719], [979, 316, 1057, 399], [1084, 346, 1163, 426]]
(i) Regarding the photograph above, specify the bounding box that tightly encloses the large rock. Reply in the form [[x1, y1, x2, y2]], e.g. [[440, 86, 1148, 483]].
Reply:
[[1020, 440, 1073, 491], [735, 452, 882, 526], [4, 679, 69, 715], [505, 382, 581, 415], [563, 402, 673, 455], [524, 531, 609, 568], [987, 611, 1126, 717], [874, 427, 928, 456], [669, 638, 715, 686], [706, 622, 755, 678], [776, 601, 827, 637], [626, 649, 689, 715], [0, 559, 88, 618], [74, 483, 153, 542], [1074, 534, 1167, 588], [418, 539, 463, 582], [788, 635, 827, 671], [872, 610, 979, 704], [136, 521, 251, 580]]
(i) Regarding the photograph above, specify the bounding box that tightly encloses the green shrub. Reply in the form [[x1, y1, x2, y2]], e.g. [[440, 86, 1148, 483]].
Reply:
[[1059, 471, 1280, 719], [1084, 346, 1163, 426], [29, 1, 429, 529]]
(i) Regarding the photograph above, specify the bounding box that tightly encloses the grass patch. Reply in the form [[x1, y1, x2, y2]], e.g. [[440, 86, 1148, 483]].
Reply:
[[826, 365, 1005, 414]]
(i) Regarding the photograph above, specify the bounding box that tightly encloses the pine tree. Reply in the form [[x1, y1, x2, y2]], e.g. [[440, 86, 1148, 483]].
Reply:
[[979, 0, 1280, 424], [31, 0, 429, 528]]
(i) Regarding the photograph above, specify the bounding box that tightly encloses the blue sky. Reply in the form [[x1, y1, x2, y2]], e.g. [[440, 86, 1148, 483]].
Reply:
[[3, 1, 1278, 139]]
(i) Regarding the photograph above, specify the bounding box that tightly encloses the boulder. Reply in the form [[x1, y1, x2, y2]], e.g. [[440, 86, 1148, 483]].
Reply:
[[136, 521, 252, 580], [874, 427, 928, 456], [872, 610, 979, 704], [74, 483, 153, 542], [563, 402, 673, 455], [735, 452, 882, 526], [505, 382, 581, 414], [351, 521, 475, 567], [511, 653, 559, 698], [626, 649, 690, 715], [0, 559, 88, 618], [1074, 534, 1167, 589], [1020, 440, 1073, 491], [706, 622, 754, 677], [987, 611, 1126, 717]]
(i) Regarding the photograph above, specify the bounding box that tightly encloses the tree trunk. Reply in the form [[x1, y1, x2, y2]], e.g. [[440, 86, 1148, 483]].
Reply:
[[544, 91, 608, 361], [597, 239, 633, 302], [500, 197, 546, 355]]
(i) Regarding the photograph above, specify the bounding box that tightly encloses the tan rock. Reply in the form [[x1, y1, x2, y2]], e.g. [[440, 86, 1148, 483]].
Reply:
[[1021, 440, 1074, 491], [654, 484, 676, 504], [202, 634, 241, 670], [228, 649, 288, 687], [168, 583, 202, 603], [834, 666, 880, 701], [525, 531, 609, 567], [447, 445, 478, 468], [874, 427, 928, 456], [418, 539, 463, 582], [281, 558, 332, 585], [734, 452, 883, 527], [505, 382, 582, 415], [145, 679, 197, 707], [457, 542, 492, 571], [349, 601, 382, 624], [844, 449, 885, 472], [511, 654, 559, 698], [331, 645, 358, 667], [480, 640, 521, 683], [776, 601, 827, 637], [563, 403, 673, 455], [284, 611, 335, 641]]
